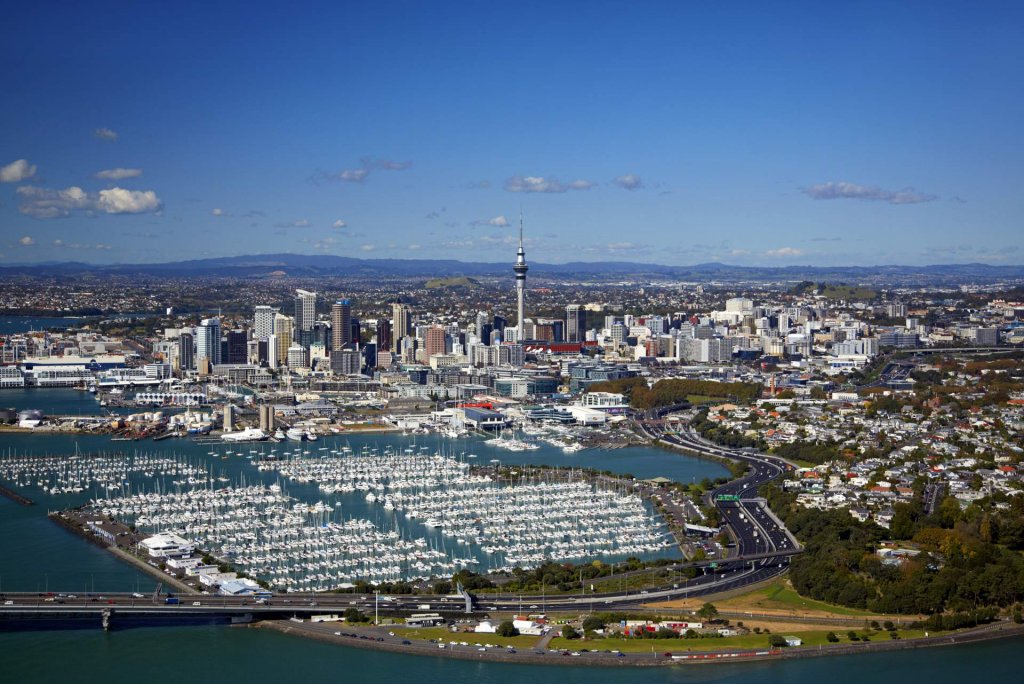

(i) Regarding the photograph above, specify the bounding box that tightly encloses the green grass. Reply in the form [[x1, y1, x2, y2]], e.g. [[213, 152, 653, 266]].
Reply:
[[389, 627, 539, 649], [424, 276, 479, 289], [549, 628, 933, 653], [755, 583, 875, 616]]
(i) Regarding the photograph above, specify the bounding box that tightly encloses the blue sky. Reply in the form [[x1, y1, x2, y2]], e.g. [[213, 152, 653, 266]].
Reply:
[[1, 1, 1022, 266]]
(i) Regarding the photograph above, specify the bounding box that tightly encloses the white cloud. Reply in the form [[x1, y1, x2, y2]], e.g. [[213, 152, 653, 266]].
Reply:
[[504, 175, 595, 193], [332, 219, 347, 229], [765, 247, 803, 257], [471, 215, 510, 227], [613, 174, 643, 191], [16, 185, 161, 218], [360, 244, 375, 252], [802, 181, 936, 204], [1, 159, 37, 183], [96, 167, 142, 180], [96, 188, 162, 214], [338, 168, 369, 183], [212, 208, 225, 216], [19, 236, 35, 246], [361, 157, 412, 171], [407, 244, 421, 251], [94, 127, 118, 142], [293, 219, 311, 228], [16, 185, 92, 218]]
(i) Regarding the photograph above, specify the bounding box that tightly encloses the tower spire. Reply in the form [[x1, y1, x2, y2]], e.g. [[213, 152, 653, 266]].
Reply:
[[513, 207, 529, 337]]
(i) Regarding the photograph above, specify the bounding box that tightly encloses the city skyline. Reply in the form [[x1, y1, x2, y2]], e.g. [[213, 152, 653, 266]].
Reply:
[[2, 2, 1023, 267]]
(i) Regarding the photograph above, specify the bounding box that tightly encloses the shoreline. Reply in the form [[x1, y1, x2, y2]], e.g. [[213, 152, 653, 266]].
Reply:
[[256, 617, 1024, 667]]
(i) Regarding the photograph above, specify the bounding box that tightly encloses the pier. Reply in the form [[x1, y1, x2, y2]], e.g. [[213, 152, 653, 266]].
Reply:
[[0, 482, 34, 506]]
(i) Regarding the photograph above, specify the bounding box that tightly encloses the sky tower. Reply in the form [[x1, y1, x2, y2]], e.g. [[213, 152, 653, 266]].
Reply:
[[513, 212, 528, 334]]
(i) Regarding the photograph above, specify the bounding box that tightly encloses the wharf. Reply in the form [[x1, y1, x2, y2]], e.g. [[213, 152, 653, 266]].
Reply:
[[49, 508, 195, 594], [0, 482, 34, 506]]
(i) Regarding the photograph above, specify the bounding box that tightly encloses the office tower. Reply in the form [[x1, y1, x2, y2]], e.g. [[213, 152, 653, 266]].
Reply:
[[287, 345, 308, 368], [274, 313, 292, 366], [376, 319, 391, 351], [513, 214, 529, 331], [331, 299, 352, 350], [492, 314, 507, 335], [179, 332, 195, 371], [226, 330, 248, 364], [425, 325, 446, 359], [566, 304, 585, 342], [351, 318, 361, 347], [475, 311, 489, 337], [196, 318, 222, 366], [330, 348, 361, 375], [267, 334, 278, 369], [391, 302, 411, 351], [253, 305, 277, 340], [294, 289, 316, 333]]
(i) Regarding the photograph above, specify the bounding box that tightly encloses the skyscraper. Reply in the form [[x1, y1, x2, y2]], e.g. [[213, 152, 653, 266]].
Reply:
[[513, 214, 528, 333], [376, 319, 391, 351], [331, 299, 352, 350], [196, 318, 222, 366], [253, 305, 277, 340], [294, 289, 316, 333], [178, 331, 194, 371], [566, 304, 585, 342], [274, 313, 292, 366], [226, 329, 248, 364], [391, 302, 411, 351]]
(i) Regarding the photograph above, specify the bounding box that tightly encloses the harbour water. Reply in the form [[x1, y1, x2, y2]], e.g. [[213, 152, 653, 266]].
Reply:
[[3, 388, 1022, 678], [2, 622, 1021, 683], [0, 316, 89, 334]]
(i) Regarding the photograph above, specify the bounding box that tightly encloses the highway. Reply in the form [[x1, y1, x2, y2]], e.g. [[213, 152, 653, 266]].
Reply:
[[1, 414, 804, 623]]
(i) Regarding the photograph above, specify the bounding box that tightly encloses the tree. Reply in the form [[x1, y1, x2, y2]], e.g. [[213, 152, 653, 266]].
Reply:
[[581, 616, 605, 632], [561, 624, 579, 640], [768, 634, 786, 648], [826, 631, 839, 643], [697, 602, 719, 621], [497, 620, 519, 637], [343, 607, 367, 623]]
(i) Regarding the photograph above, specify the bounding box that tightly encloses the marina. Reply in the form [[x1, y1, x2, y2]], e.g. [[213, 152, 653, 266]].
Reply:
[[0, 427, 720, 595]]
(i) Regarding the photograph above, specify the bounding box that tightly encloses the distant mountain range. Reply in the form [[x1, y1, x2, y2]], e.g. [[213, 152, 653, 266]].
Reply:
[[2, 253, 1023, 284]]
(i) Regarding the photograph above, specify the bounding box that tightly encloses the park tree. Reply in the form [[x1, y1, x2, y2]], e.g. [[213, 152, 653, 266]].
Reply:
[[697, 602, 719, 621], [497, 620, 520, 637]]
